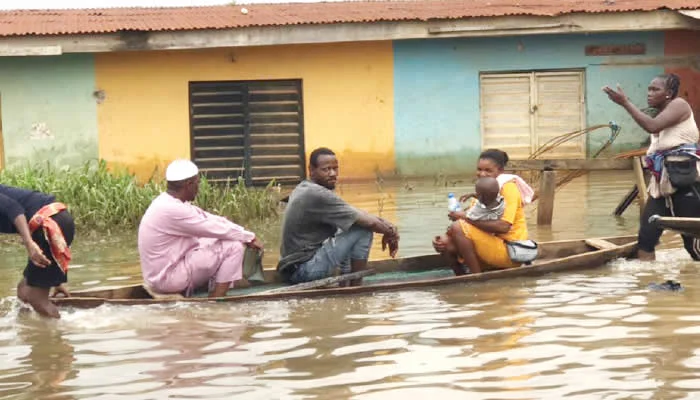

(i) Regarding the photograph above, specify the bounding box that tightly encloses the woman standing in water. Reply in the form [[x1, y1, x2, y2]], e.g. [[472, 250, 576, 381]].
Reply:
[[432, 149, 533, 275], [603, 74, 700, 261]]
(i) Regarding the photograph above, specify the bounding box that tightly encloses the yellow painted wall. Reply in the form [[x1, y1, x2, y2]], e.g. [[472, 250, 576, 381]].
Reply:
[[95, 42, 394, 181]]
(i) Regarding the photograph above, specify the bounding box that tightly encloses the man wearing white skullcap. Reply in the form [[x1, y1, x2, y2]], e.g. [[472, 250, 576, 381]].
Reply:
[[137, 159, 263, 297]]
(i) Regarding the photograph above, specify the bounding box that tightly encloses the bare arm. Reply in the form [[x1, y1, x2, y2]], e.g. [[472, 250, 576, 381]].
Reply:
[[0, 192, 51, 267], [354, 212, 397, 237], [603, 86, 692, 134], [466, 218, 511, 234], [14, 214, 51, 267], [621, 98, 691, 134], [13, 214, 35, 250]]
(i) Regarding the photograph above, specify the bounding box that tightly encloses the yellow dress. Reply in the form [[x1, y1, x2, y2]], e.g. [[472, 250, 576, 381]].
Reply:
[[458, 180, 528, 269]]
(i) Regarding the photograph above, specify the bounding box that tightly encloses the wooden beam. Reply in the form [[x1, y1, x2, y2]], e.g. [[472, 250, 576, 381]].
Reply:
[[507, 159, 632, 171], [632, 156, 648, 212], [584, 238, 618, 250]]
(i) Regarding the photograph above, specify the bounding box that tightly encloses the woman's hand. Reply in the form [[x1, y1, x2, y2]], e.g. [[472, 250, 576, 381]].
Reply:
[[27, 241, 51, 267], [602, 84, 629, 106], [432, 235, 448, 253], [448, 211, 467, 221]]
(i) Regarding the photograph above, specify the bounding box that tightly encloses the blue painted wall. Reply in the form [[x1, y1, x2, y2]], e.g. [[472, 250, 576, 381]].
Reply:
[[0, 54, 98, 169], [393, 32, 665, 176]]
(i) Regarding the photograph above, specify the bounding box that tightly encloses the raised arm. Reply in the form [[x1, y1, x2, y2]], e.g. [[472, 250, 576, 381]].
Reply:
[[604, 86, 691, 134]]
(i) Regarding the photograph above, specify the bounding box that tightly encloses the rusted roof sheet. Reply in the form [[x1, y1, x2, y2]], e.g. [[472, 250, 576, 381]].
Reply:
[[0, 0, 698, 37]]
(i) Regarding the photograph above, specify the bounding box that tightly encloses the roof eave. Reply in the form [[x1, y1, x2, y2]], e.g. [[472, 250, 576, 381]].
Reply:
[[0, 10, 698, 56]]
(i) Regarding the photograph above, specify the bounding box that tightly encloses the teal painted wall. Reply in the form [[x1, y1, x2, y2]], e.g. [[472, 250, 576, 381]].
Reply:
[[393, 32, 665, 176], [0, 54, 98, 168]]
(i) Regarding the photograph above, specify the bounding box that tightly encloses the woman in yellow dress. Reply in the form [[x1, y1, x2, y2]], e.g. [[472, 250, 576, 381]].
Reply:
[[432, 149, 532, 275]]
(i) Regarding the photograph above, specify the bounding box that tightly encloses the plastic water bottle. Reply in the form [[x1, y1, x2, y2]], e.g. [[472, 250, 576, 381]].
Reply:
[[447, 193, 461, 212]]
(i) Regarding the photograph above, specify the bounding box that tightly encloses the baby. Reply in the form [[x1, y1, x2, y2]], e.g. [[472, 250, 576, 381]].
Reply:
[[461, 176, 505, 221], [435, 177, 505, 255]]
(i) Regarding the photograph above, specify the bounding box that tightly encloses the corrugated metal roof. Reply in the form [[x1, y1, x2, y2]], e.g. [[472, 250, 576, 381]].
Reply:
[[0, 0, 698, 37]]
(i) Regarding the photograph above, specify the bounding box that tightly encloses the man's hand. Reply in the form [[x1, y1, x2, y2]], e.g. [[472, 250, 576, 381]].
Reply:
[[52, 284, 70, 298], [382, 232, 399, 258], [246, 237, 264, 250], [27, 241, 51, 267]]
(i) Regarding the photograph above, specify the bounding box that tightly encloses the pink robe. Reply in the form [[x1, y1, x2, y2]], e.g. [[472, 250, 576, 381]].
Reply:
[[137, 192, 255, 296]]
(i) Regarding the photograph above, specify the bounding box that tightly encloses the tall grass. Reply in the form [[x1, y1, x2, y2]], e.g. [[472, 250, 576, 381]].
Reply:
[[0, 160, 281, 233]]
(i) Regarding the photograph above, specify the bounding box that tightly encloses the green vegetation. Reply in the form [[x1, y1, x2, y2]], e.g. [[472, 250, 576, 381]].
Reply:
[[0, 160, 281, 233]]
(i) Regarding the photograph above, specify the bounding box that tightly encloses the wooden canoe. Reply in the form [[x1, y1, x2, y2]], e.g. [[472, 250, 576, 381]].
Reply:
[[52, 234, 638, 309], [650, 215, 700, 238]]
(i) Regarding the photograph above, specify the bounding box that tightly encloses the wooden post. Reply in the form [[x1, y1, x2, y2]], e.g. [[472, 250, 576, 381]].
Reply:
[[537, 169, 556, 225], [613, 185, 639, 217], [632, 156, 648, 214]]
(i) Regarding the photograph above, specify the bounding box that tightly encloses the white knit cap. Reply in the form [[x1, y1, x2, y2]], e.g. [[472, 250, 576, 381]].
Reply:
[[165, 159, 199, 182]]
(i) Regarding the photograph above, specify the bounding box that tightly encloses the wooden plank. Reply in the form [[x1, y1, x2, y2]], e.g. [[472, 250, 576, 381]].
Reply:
[[633, 156, 648, 212], [584, 238, 618, 250], [537, 170, 556, 225], [249, 114, 300, 124], [249, 125, 300, 135], [250, 155, 302, 166], [613, 147, 648, 159], [507, 159, 632, 170], [260, 269, 376, 293]]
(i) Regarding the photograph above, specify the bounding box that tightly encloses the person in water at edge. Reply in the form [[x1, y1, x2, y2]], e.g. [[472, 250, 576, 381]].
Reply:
[[603, 73, 700, 261], [0, 185, 74, 318]]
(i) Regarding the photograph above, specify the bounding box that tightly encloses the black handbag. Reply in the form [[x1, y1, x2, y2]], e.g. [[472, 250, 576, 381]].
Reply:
[[664, 157, 698, 188]]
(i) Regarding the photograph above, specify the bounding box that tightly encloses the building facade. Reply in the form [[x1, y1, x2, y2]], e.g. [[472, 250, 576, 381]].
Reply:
[[0, 2, 698, 182]]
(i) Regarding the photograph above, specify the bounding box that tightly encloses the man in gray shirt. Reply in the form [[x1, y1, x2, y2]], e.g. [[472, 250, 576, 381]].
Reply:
[[277, 147, 400, 286]]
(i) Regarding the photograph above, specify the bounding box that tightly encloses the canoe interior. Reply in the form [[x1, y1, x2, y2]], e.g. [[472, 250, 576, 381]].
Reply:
[[57, 235, 638, 305]]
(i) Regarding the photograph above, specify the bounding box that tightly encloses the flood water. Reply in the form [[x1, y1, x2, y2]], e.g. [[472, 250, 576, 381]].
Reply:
[[1, 170, 698, 399]]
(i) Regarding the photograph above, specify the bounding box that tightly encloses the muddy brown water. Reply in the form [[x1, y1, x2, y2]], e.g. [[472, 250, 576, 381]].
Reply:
[[1, 171, 698, 399]]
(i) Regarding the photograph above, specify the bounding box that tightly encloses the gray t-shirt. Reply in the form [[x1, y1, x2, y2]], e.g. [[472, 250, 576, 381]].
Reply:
[[277, 180, 361, 273]]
